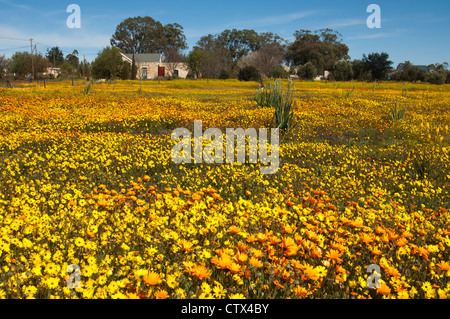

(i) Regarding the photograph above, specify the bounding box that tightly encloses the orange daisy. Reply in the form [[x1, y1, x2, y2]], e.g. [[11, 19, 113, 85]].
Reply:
[[436, 261, 450, 271], [143, 271, 161, 286], [180, 239, 194, 252], [249, 256, 263, 268], [154, 289, 169, 299], [377, 283, 391, 295], [228, 225, 241, 234], [325, 249, 342, 264], [192, 264, 212, 280], [293, 286, 309, 298], [301, 264, 319, 281]]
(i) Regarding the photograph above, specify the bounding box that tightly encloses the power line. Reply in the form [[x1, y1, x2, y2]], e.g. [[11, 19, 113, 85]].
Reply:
[[1, 34, 99, 62], [34, 41, 54, 49], [0, 35, 81, 55], [0, 45, 30, 51], [0, 35, 30, 42]]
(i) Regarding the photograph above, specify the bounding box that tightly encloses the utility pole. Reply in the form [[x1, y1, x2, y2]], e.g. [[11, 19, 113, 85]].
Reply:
[[34, 44, 37, 79], [84, 54, 90, 81], [30, 38, 34, 80], [33, 44, 38, 76]]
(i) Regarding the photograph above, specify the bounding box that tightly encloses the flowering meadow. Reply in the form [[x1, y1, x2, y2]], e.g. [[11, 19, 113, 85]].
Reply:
[[0, 79, 449, 299]]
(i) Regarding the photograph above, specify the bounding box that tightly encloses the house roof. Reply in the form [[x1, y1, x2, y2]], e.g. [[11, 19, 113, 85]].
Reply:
[[416, 65, 429, 72], [397, 64, 429, 72], [122, 53, 161, 63]]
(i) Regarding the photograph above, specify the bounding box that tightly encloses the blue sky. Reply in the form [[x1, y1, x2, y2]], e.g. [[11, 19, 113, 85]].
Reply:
[[0, 0, 449, 67]]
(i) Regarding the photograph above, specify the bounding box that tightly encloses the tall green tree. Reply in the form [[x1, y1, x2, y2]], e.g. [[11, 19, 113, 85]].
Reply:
[[110, 16, 187, 54], [65, 50, 79, 69], [164, 23, 188, 51], [362, 52, 393, 81], [46, 47, 64, 67], [286, 29, 349, 75], [78, 58, 91, 80], [59, 61, 75, 78], [91, 46, 123, 80], [11, 51, 48, 77], [186, 49, 205, 78]]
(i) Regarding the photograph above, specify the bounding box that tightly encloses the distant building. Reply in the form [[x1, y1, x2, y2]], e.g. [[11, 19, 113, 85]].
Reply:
[[44, 67, 61, 78], [120, 53, 189, 80], [397, 64, 429, 72], [315, 70, 331, 81]]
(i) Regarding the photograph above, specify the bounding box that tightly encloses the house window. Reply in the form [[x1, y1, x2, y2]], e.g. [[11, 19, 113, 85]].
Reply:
[[173, 70, 179, 78], [142, 67, 147, 80]]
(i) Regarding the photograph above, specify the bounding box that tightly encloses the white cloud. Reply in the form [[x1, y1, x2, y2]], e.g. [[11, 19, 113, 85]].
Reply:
[[327, 19, 366, 29], [184, 10, 318, 40], [347, 30, 406, 40], [226, 10, 317, 29]]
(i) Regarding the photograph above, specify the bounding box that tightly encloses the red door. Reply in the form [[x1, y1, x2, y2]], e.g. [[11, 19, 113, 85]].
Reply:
[[158, 66, 165, 77]]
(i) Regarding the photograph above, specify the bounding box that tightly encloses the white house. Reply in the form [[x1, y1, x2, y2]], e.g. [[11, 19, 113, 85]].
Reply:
[[44, 67, 61, 78], [120, 53, 189, 80], [315, 70, 331, 81]]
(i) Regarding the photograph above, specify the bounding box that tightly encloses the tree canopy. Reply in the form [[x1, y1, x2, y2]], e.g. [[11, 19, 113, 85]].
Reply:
[[110, 16, 187, 54], [10, 51, 48, 77], [65, 50, 79, 69], [186, 47, 230, 79], [333, 60, 353, 81], [91, 46, 123, 80], [237, 43, 284, 77], [362, 52, 393, 81], [46, 47, 65, 67], [196, 29, 286, 62], [286, 29, 349, 75]]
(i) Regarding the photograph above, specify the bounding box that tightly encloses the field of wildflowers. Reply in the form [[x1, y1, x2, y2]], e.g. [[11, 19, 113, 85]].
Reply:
[[0, 79, 449, 299]]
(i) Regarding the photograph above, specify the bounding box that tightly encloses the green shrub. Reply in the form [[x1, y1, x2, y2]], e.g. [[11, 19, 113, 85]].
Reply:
[[297, 62, 317, 80], [255, 79, 296, 133], [269, 65, 289, 79], [238, 66, 260, 82], [333, 60, 353, 81], [386, 98, 407, 122], [426, 71, 446, 85], [219, 69, 230, 79], [84, 81, 92, 95], [121, 62, 130, 80]]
